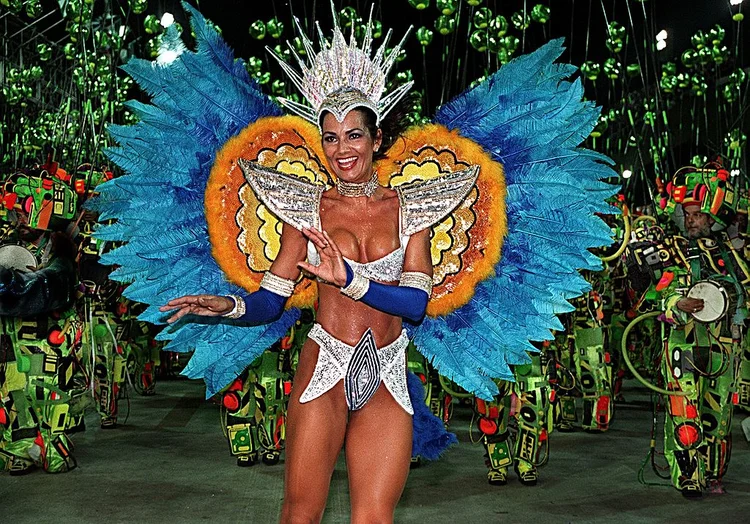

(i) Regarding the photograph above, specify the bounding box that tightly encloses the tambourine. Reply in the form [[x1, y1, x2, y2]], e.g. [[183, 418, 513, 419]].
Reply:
[[0, 244, 38, 272], [686, 280, 734, 323]]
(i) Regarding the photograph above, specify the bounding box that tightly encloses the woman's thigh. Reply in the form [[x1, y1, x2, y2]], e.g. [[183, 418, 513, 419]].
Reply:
[[345, 384, 413, 523], [282, 340, 349, 521]]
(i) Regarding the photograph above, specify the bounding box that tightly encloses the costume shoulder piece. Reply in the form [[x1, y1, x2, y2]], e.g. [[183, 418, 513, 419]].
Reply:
[[395, 165, 480, 236], [238, 159, 323, 231]]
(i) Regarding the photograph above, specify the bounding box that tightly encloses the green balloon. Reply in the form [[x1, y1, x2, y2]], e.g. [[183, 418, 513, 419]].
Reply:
[[606, 37, 623, 54], [416, 26, 434, 46], [245, 56, 263, 75], [662, 61, 676, 77], [487, 35, 502, 54], [581, 61, 601, 81], [29, 66, 43, 80], [271, 79, 286, 96], [608, 22, 626, 41], [371, 20, 383, 39], [676, 73, 690, 89], [723, 84, 740, 103], [396, 70, 413, 84], [681, 49, 697, 68], [267, 18, 284, 39], [408, 0, 430, 9], [256, 71, 271, 85], [531, 4, 551, 24], [497, 47, 510, 65], [64, 43, 76, 60], [690, 75, 707, 96], [435, 15, 456, 36], [292, 37, 306, 56], [626, 63, 640, 77], [603, 58, 621, 79], [436, 0, 457, 15], [470, 30, 488, 52], [338, 7, 357, 28], [708, 24, 726, 45], [37, 43, 52, 61], [732, 13, 744, 22], [473, 7, 492, 29], [712, 45, 729, 65], [511, 11, 530, 31], [730, 69, 747, 85], [25, 0, 42, 18], [272, 45, 291, 62], [660, 75, 677, 93], [503, 35, 519, 54], [129, 0, 147, 15], [644, 111, 655, 127], [144, 14, 160, 34], [467, 0, 483, 6], [489, 15, 508, 37], [690, 30, 706, 49], [697, 47, 712, 65], [249, 20, 266, 40]]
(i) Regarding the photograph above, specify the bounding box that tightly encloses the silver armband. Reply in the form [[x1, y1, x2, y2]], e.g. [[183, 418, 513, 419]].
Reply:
[[341, 271, 371, 301], [399, 272, 434, 296], [260, 271, 296, 297], [223, 295, 246, 319]]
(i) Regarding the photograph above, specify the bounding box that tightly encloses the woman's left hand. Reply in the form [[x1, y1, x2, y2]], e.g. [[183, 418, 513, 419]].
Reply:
[[297, 227, 348, 287]]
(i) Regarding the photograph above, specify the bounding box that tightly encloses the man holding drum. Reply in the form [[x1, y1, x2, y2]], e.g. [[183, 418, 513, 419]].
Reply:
[[656, 163, 749, 498]]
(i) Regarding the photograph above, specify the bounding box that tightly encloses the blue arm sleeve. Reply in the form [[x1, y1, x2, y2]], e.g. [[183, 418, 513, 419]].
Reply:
[[344, 263, 428, 323], [233, 288, 287, 325]]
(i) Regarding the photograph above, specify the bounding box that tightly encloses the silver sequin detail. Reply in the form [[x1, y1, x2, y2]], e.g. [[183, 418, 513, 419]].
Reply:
[[260, 271, 296, 297], [302, 324, 413, 414], [345, 250, 405, 282], [238, 159, 323, 231], [397, 165, 480, 235], [223, 295, 246, 319], [399, 271, 434, 296], [341, 271, 370, 300]]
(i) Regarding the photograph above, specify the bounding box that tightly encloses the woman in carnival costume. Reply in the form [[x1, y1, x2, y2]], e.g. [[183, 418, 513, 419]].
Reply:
[[92, 2, 616, 521]]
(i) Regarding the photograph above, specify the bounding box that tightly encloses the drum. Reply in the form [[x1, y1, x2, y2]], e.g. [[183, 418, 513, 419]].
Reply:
[[686, 280, 735, 323], [0, 244, 38, 272]]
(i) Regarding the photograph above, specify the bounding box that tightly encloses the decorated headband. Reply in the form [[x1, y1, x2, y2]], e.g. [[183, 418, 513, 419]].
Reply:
[[661, 163, 737, 231], [269, 2, 413, 129]]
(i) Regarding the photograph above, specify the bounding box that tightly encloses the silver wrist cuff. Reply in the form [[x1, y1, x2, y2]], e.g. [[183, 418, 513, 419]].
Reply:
[[260, 271, 296, 297], [223, 295, 246, 319], [341, 271, 370, 300], [399, 271, 433, 296]]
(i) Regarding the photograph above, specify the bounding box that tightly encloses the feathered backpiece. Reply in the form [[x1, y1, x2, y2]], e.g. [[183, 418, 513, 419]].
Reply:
[[90, 2, 299, 397]]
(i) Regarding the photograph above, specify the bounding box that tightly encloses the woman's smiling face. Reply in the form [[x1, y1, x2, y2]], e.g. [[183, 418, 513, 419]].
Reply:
[[321, 109, 382, 184]]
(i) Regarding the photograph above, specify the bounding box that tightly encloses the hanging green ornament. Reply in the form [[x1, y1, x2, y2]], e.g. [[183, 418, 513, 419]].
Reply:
[[732, 13, 743, 22], [607, 108, 621, 122], [245, 20, 267, 42], [690, 75, 708, 96], [723, 84, 740, 103], [267, 18, 284, 39], [581, 61, 601, 81], [660, 74, 677, 93], [338, 7, 357, 28], [272, 45, 291, 62], [271, 79, 286, 96], [676, 73, 690, 89], [697, 47, 712, 65], [435, 15, 456, 35], [72, 66, 86, 89], [436, 0, 457, 15], [245, 56, 263, 75], [708, 24, 726, 45], [29, 66, 43, 80], [144, 14, 160, 34], [37, 43, 52, 61], [497, 47, 510, 65], [6, 0, 22, 15], [681, 49, 697, 68], [416, 27, 434, 46], [503, 35, 519, 54], [644, 111, 655, 127], [487, 35, 502, 54], [531, 5, 551, 24], [591, 117, 608, 138], [25, 0, 42, 18], [371, 20, 383, 39], [608, 22, 626, 41], [467, 0, 483, 6], [606, 37, 624, 54], [256, 72, 271, 85], [146, 37, 160, 58], [292, 37, 306, 56], [470, 30, 488, 52], [662, 62, 676, 77], [603, 58, 621, 79], [64, 43, 76, 60], [626, 63, 640, 77], [711, 45, 728, 65], [489, 15, 508, 37], [473, 7, 492, 29], [730, 69, 746, 85], [396, 70, 413, 84], [408, 0, 430, 9], [511, 12, 530, 31], [129, 0, 148, 15], [690, 30, 706, 49]]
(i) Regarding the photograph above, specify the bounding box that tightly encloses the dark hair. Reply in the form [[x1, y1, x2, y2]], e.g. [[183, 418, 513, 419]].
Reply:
[[319, 93, 416, 161]]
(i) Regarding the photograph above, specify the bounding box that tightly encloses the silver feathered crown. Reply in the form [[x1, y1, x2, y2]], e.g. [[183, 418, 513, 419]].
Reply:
[[269, 2, 413, 128]]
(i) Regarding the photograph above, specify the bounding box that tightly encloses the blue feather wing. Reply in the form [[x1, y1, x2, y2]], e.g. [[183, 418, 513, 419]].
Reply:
[[417, 38, 618, 400], [91, 3, 292, 398]]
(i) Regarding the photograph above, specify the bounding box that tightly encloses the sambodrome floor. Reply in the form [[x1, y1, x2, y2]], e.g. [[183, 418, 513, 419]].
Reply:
[[1, 379, 749, 523]]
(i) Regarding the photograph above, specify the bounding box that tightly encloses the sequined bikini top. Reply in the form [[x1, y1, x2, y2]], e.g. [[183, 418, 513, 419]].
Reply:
[[238, 160, 480, 282]]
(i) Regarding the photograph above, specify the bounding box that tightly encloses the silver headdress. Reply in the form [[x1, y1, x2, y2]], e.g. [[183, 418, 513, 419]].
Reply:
[[269, 3, 413, 128]]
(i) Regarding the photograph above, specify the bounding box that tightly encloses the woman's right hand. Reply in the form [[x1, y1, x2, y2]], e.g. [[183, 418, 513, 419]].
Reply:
[[159, 295, 235, 323]]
